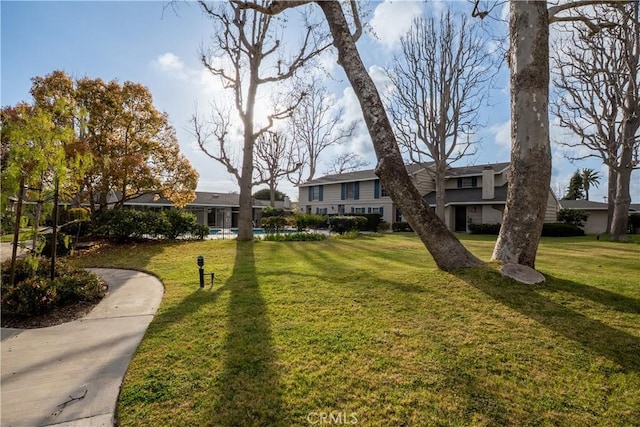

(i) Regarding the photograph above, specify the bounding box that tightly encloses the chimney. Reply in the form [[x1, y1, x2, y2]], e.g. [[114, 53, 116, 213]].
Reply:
[[482, 166, 495, 200]]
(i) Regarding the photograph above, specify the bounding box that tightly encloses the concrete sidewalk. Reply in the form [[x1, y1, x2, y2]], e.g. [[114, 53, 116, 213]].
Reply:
[[1, 269, 164, 427]]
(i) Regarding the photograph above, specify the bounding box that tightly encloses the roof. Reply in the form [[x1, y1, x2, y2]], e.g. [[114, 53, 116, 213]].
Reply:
[[423, 185, 509, 205], [299, 161, 510, 187], [559, 199, 610, 210], [126, 191, 240, 207], [560, 200, 640, 212], [445, 162, 510, 177]]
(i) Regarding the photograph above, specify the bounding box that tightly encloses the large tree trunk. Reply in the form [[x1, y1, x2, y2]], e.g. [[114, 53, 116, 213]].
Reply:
[[607, 167, 617, 234], [492, 0, 551, 268], [317, 1, 482, 271], [237, 68, 259, 241], [435, 168, 446, 221], [610, 127, 635, 241]]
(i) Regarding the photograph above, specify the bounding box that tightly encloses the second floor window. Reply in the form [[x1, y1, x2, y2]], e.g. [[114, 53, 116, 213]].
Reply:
[[342, 182, 359, 200], [309, 185, 323, 201], [457, 177, 478, 188]]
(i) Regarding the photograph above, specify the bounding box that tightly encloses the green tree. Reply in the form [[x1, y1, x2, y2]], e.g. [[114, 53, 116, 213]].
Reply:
[[564, 170, 585, 200], [580, 168, 600, 201], [0, 101, 87, 285]]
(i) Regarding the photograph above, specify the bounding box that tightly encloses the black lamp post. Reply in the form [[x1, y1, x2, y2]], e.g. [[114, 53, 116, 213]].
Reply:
[[197, 255, 205, 288]]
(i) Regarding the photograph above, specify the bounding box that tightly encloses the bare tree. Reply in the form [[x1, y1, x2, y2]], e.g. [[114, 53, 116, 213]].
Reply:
[[237, 0, 483, 271], [254, 130, 300, 206], [193, 1, 327, 240], [325, 151, 370, 175], [288, 83, 357, 185], [551, 2, 639, 240], [491, 0, 625, 267], [386, 11, 497, 220]]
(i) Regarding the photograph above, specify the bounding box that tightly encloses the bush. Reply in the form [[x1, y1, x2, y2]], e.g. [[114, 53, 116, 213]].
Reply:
[[261, 216, 287, 234], [345, 213, 382, 232], [541, 222, 585, 237], [558, 208, 589, 228], [392, 222, 413, 232], [328, 216, 367, 234], [97, 209, 207, 241], [468, 223, 501, 235], [294, 213, 327, 231], [1, 258, 105, 317], [163, 210, 200, 239], [60, 207, 92, 237], [261, 207, 286, 217], [262, 232, 327, 241], [378, 221, 391, 232]]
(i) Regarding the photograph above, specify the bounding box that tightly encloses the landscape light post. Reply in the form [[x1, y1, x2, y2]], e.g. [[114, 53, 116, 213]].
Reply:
[[197, 255, 205, 288]]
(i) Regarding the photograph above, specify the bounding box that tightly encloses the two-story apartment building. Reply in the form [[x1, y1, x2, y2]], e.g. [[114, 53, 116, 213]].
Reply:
[[298, 162, 560, 232]]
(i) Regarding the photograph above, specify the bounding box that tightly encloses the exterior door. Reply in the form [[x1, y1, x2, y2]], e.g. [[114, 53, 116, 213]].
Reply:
[[454, 206, 467, 232]]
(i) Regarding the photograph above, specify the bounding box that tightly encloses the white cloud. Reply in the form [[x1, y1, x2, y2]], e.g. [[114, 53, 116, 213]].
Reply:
[[489, 120, 511, 152], [154, 52, 188, 80], [369, 0, 425, 50]]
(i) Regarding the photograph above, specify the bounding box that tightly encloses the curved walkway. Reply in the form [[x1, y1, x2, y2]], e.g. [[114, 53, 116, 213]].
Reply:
[[1, 269, 164, 427]]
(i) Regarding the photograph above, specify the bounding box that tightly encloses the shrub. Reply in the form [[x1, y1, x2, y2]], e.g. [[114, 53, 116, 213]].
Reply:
[[60, 207, 92, 237], [345, 213, 382, 232], [53, 269, 105, 305], [558, 208, 589, 228], [294, 213, 327, 231], [378, 221, 391, 232], [163, 210, 200, 239], [1, 276, 57, 316], [468, 223, 501, 235], [261, 207, 286, 217], [328, 216, 367, 234], [541, 222, 585, 237], [392, 222, 413, 232], [97, 209, 206, 241], [262, 232, 327, 241], [261, 216, 287, 234], [1, 258, 105, 317]]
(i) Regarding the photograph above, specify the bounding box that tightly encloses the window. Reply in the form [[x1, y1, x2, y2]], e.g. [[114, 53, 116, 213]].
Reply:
[[457, 177, 478, 188], [308, 185, 323, 201], [354, 207, 366, 214], [316, 207, 328, 214], [374, 179, 389, 199], [341, 182, 360, 200]]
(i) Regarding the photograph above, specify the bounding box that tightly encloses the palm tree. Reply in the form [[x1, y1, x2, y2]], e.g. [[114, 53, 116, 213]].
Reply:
[[581, 168, 601, 201]]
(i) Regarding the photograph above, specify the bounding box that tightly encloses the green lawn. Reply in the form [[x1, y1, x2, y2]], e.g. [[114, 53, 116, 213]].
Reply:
[[72, 234, 640, 426]]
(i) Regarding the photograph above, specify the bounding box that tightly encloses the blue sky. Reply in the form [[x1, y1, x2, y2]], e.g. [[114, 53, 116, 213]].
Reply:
[[2, 1, 637, 203]]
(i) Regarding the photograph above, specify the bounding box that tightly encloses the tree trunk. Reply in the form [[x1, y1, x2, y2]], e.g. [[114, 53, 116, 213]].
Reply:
[[607, 167, 617, 234], [435, 167, 446, 221], [31, 200, 43, 256], [237, 130, 255, 240], [237, 69, 259, 241], [492, 0, 551, 268], [610, 128, 635, 241], [317, 1, 482, 271], [269, 181, 276, 208]]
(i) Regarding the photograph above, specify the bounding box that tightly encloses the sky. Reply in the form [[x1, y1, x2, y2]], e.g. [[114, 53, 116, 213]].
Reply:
[[1, 0, 638, 203]]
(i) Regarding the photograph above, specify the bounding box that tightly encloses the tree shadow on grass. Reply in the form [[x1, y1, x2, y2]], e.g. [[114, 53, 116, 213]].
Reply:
[[454, 267, 640, 372], [206, 241, 285, 426]]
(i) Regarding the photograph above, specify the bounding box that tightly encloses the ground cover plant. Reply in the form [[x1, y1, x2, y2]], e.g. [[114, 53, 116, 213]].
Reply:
[[71, 234, 640, 426]]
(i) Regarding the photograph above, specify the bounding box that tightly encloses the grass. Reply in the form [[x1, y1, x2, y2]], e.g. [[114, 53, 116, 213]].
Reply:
[[71, 234, 640, 426]]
